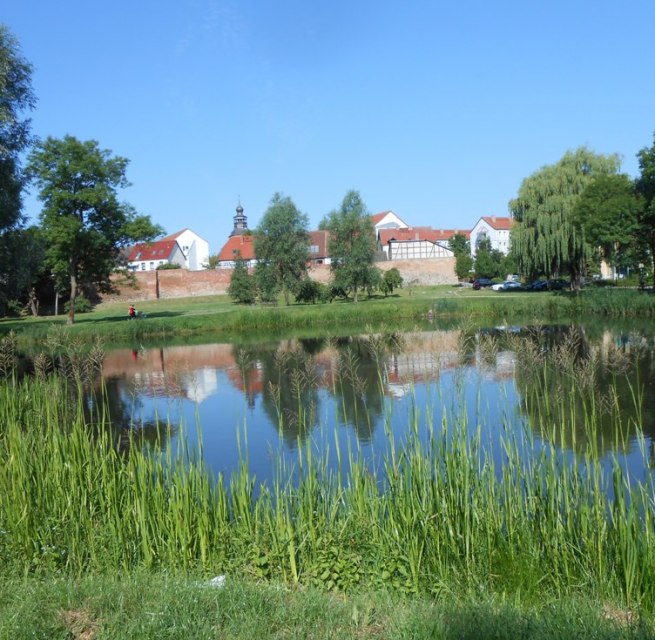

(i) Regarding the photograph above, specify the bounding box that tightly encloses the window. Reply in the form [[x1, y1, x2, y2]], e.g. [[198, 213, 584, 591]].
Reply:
[[140, 262, 146, 270], [309, 245, 319, 254], [149, 262, 155, 270]]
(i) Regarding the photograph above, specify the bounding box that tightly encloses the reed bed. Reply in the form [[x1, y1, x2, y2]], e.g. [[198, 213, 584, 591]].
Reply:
[[0, 337, 654, 614]]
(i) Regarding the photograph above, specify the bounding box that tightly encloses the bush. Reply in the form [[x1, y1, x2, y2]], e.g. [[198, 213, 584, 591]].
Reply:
[[63, 296, 93, 314], [156, 263, 182, 270]]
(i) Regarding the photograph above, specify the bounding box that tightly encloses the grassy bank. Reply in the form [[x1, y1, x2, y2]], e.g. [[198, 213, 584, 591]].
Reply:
[[1, 287, 654, 346], [1, 573, 650, 639]]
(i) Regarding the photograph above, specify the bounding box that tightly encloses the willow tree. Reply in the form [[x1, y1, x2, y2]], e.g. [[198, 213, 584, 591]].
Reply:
[[509, 147, 620, 290]]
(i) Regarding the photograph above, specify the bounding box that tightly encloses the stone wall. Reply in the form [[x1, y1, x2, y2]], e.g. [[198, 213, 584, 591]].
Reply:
[[107, 258, 456, 302]]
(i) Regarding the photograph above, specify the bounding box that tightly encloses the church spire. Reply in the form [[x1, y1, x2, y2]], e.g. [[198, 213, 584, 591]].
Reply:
[[230, 200, 248, 236]]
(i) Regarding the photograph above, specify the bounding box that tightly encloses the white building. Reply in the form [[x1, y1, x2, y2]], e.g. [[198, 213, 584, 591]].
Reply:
[[161, 229, 210, 270], [470, 216, 513, 257]]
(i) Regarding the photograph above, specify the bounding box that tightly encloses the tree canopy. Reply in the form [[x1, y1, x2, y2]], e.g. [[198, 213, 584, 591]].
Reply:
[[321, 190, 376, 302], [509, 147, 620, 289], [0, 24, 35, 233], [573, 173, 641, 274], [27, 135, 162, 324], [254, 193, 310, 305], [636, 133, 655, 287]]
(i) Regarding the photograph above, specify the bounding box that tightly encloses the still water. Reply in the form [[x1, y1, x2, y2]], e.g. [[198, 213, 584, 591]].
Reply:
[[97, 323, 655, 488]]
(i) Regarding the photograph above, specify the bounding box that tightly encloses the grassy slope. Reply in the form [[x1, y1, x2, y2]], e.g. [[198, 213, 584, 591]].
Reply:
[[2, 286, 654, 347], [1, 574, 650, 640]]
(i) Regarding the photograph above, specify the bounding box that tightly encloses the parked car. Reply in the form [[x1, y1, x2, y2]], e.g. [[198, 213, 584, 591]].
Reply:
[[472, 278, 495, 290], [492, 280, 523, 292], [527, 279, 548, 291]]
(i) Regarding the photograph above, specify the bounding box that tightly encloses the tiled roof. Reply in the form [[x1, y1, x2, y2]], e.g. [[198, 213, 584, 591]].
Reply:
[[127, 240, 179, 262], [217, 234, 256, 261], [481, 216, 513, 230], [378, 227, 468, 244]]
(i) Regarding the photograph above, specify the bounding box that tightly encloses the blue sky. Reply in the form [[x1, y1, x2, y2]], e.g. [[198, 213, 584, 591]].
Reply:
[[4, 0, 655, 253]]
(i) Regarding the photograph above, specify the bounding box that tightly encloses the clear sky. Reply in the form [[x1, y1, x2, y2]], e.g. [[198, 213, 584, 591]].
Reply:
[[4, 0, 655, 253]]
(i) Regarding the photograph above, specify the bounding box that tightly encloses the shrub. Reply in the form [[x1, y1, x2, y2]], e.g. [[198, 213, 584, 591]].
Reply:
[[63, 296, 93, 314]]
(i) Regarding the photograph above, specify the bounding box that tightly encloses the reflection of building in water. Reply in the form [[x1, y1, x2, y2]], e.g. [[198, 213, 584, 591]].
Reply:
[[181, 368, 218, 403]]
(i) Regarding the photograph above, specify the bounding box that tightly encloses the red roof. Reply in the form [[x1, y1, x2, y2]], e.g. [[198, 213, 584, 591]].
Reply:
[[217, 235, 256, 262], [378, 227, 468, 244], [481, 216, 512, 230], [127, 240, 180, 262], [371, 211, 392, 225]]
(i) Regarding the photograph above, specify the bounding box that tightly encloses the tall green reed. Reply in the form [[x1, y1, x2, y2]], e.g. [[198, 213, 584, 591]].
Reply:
[[0, 330, 654, 611]]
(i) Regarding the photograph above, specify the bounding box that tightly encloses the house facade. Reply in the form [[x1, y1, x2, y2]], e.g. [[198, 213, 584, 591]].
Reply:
[[127, 239, 186, 272], [371, 210, 409, 234], [377, 227, 455, 260], [469, 216, 513, 257], [160, 229, 210, 270]]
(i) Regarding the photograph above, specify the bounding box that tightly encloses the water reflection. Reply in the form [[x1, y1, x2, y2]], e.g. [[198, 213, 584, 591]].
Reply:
[[95, 324, 655, 482]]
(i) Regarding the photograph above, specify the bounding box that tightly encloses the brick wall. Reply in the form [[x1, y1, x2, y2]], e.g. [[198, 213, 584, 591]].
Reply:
[[107, 258, 456, 302]]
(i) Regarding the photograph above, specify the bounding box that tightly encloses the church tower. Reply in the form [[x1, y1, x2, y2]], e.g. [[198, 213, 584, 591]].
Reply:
[[230, 202, 248, 237]]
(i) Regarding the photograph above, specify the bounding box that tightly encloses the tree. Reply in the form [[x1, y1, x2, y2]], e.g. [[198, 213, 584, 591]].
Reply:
[[636, 133, 655, 288], [0, 225, 49, 316], [573, 173, 641, 276], [0, 25, 35, 233], [321, 190, 376, 302], [509, 147, 620, 290], [473, 236, 504, 279], [449, 233, 473, 281], [27, 135, 162, 324], [228, 251, 256, 304], [253, 193, 310, 306], [381, 267, 403, 296]]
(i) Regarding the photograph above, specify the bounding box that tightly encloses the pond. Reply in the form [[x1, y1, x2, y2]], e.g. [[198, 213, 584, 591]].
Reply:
[[97, 322, 655, 489]]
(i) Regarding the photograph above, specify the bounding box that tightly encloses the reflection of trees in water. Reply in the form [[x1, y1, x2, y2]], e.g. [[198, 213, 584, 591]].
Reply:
[[331, 333, 404, 443], [232, 341, 322, 447], [84, 377, 175, 456], [508, 325, 655, 455], [232, 333, 404, 446]]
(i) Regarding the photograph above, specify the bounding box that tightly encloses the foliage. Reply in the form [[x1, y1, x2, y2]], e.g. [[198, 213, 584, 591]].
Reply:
[[294, 278, 324, 304], [155, 263, 181, 270], [0, 225, 50, 317], [381, 267, 403, 296], [204, 254, 221, 270], [26, 136, 162, 324], [63, 295, 93, 314], [254, 193, 310, 306], [448, 232, 469, 257], [573, 173, 642, 273], [228, 253, 257, 304], [473, 237, 504, 279], [0, 25, 35, 233], [509, 147, 621, 289], [635, 132, 655, 287], [322, 191, 377, 302]]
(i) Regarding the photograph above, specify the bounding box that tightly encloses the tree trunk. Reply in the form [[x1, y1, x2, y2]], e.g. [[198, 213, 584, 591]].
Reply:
[[68, 271, 77, 325]]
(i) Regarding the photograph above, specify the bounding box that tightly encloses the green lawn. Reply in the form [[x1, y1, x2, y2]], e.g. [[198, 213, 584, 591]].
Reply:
[[1, 574, 650, 640]]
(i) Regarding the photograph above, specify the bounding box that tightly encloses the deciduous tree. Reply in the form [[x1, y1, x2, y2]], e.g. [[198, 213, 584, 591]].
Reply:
[[254, 193, 310, 305], [228, 252, 256, 304], [573, 173, 641, 276], [509, 147, 620, 289], [0, 24, 35, 233], [321, 191, 376, 302], [636, 133, 655, 288], [27, 135, 162, 324]]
